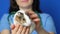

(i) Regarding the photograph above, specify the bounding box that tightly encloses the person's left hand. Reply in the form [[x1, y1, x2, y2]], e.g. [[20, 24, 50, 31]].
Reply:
[[26, 10, 41, 31]]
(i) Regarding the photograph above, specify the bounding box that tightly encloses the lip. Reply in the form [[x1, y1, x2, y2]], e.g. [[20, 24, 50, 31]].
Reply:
[[21, 0, 28, 2]]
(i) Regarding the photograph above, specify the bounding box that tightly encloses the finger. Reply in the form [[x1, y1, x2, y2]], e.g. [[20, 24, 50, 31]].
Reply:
[[25, 27, 30, 34], [33, 18, 40, 24], [10, 24, 15, 30], [14, 24, 20, 32], [30, 14, 38, 19], [33, 18, 40, 22], [26, 11, 35, 16], [17, 25, 23, 34], [21, 27, 26, 34]]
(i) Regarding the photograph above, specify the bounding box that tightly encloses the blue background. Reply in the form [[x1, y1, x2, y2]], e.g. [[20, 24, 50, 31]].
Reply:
[[0, 0, 60, 34]]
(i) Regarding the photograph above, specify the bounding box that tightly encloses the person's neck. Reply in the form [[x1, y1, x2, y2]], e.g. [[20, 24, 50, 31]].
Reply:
[[19, 6, 32, 12]]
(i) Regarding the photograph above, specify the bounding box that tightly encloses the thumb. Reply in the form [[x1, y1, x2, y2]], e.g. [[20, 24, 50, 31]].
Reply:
[[10, 24, 15, 30]]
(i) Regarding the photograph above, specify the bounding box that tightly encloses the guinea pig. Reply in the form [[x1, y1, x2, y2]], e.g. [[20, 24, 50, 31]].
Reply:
[[13, 10, 35, 34]]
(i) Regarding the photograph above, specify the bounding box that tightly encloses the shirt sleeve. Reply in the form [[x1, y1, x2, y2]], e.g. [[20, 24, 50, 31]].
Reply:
[[0, 14, 10, 32], [44, 14, 56, 34]]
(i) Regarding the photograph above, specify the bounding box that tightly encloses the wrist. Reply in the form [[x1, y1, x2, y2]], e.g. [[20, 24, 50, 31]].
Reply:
[[36, 27, 49, 34], [36, 26, 43, 33]]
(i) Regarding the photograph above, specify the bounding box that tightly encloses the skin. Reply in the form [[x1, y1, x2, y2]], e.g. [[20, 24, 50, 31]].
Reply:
[[1, 0, 54, 34], [16, 0, 33, 10], [11, 24, 30, 34], [1, 30, 10, 34]]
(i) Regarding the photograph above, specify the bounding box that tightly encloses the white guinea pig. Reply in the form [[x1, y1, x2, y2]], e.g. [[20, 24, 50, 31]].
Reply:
[[13, 10, 35, 34]]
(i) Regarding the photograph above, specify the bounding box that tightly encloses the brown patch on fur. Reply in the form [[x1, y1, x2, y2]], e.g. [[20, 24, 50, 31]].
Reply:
[[15, 15, 26, 24]]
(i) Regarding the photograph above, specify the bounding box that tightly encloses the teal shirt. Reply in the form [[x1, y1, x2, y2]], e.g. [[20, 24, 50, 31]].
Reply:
[[0, 13, 56, 34]]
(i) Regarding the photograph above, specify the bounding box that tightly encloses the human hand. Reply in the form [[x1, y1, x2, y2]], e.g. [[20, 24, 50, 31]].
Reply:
[[11, 24, 30, 34], [26, 10, 41, 32]]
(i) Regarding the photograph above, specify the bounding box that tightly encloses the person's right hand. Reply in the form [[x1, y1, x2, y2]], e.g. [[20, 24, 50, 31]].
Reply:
[[10, 24, 30, 34]]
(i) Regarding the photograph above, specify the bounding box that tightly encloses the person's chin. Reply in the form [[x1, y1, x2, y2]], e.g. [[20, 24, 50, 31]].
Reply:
[[20, 4, 30, 8], [21, 6, 29, 8]]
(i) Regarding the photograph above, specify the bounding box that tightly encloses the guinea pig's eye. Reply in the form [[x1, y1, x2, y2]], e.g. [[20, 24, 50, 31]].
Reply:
[[23, 18, 25, 21]]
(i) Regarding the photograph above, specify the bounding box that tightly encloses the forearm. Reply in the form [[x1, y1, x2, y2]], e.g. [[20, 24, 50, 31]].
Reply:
[[37, 27, 49, 34], [1, 30, 10, 34]]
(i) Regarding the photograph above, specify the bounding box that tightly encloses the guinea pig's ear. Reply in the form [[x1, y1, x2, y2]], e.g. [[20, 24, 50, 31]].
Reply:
[[18, 12, 21, 15], [20, 12, 23, 15], [18, 12, 23, 15]]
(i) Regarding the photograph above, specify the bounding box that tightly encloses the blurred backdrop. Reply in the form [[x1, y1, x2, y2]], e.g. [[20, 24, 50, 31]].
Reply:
[[0, 0, 60, 34]]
